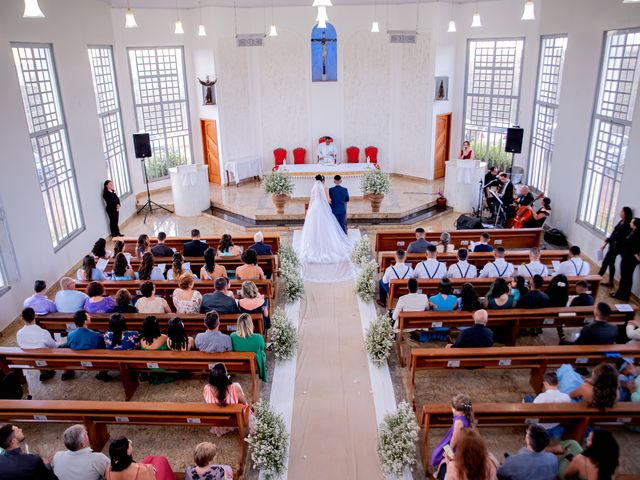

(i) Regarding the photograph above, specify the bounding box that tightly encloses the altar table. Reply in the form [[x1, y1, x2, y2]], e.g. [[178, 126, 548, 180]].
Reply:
[[225, 156, 262, 186], [276, 163, 376, 198]]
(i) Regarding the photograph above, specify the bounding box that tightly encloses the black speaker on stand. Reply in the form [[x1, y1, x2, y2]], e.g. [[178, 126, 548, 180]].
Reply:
[[505, 126, 524, 179], [134, 133, 173, 223]]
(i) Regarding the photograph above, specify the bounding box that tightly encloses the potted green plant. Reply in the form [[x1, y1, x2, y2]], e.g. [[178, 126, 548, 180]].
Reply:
[[361, 168, 391, 213], [262, 170, 294, 214]]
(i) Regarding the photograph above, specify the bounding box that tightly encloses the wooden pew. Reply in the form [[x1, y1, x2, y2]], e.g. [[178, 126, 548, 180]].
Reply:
[[0, 400, 248, 477], [396, 304, 633, 364], [408, 343, 640, 408], [374, 228, 543, 253], [38, 312, 265, 337], [113, 234, 281, 255], [387, 275, 602, 309], [378, 249, 569, 272], [419, 402, 640, 474], [0, 348, 260, 402]]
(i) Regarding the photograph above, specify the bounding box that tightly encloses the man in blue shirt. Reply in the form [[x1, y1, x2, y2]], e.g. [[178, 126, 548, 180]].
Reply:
[[60, 310, 106, 381], [23, 280, 57, 315], [54, 277, 88, 313], [497, 424, 557, 480]]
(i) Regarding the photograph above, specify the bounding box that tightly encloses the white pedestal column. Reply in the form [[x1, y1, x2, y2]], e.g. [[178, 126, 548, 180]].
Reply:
[[444, 160, 487, 213], [169, 164, 210, 217]]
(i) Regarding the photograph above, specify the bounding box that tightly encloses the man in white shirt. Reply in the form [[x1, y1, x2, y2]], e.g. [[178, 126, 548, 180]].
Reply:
[[414, 245, 447, 279], [53, 424, 109, 480], [317, 136, 337, 164], [528, 372, 571, 439], [517, 247, 549, 277], [378, 250, 414, 306], [16, 307, 57, 381], [447, 248, 478, 279], [392, 278, 429, 328], [555, 245, 590, 277], [478, 246, 514, 278]]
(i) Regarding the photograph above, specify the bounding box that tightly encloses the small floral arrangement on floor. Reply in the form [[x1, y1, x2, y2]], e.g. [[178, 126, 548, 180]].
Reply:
[[279, 242, 304, 304], [361, 168, 391, 195], [355, 259, 378, 302], [365, 313, 394, 366], [377, 401, 419, 477], [351, 235, 372, 268], [278, 242, 300, 269], [262, 170, 294, 196], [270, 307, 298, 362], [246, 400, 289, 479]]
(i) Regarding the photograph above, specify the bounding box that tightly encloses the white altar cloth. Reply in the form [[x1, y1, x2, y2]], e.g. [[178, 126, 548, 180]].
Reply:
[[444, 159, 487, 213], [224, 156, 262, 185], [169, 164, 210, 216], [276, 163, 376, 198]]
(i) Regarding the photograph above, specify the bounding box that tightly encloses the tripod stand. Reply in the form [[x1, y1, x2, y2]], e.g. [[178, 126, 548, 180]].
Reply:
[[137, 157, 173, 223]]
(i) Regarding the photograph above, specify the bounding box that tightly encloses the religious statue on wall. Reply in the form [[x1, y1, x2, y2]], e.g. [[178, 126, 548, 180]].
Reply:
[[435, 76, 449, 101], [198, 76, 217, 105]]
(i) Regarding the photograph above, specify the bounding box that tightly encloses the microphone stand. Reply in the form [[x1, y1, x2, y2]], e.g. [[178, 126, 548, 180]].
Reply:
[[137, 157, 173, 223]]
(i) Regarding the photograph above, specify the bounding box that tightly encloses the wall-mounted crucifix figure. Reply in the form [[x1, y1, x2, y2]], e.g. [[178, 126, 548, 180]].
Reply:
[[311, 23, 337, 82]]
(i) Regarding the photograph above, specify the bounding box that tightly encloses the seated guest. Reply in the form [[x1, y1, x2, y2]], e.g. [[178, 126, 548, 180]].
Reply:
[[443, 429, 496, 480], [150, 231, 175, 257], [559, 302, 617, 345], [239, 281, 270, 330], [231, 313, 267, 382], [517, 247, 549, 277], [236, 249, 266, 280], [447, 248, 478, 279], [17, 308, 57, 381], [166, 317, 195, 351], [110, 252, 136, 280], [248, 231, 273, 256], [392, 278, 429, 325], [436, 232, 455, 253], [135, 281, 172, 314], [414, 245, 447, 279], [113, 288, 138, 313], [458, 283, 484, 311], [626, 318, 640, 344], [113, 240, 125, 257], [200, 247, 228, 280], [60, 310, 107, 381], [0, 424, 58, 479], [195, 311, 232, 353], [569, 280, 594, 307], [83, 281, 116, 314], [478, 247, 514, 278], [203, 364, 251, 436], [378, 249, 414, 306], [201, 277, 239, 314], [431, 394, 474, 471], [104, 313, 139, 350], [106, 437, 156, 480], [558, 430, 618, 480], [430, 278, 458, 310], [217, 233, 243, 257], [566, 362, 619, 408], [185, 442, 233, 480], [139, 316, 168, 350], [545, 274, 569, 307], [510, 275, 528, 303], [76, 255, 107, 282], [172, 272, 203, 314], [486, 278, 515, 309], [525, 372, 570, 440], [618, 361, 636, 401], [407, 227, 433, 254], [54, 277, 88, 313], [497, 424, 557, 480], [518, 275, 550, 309], [53, 424, 109, 480], [472, 232, 493, 253], [555, 246, 591, 277], [167, 252, 196, 281], [137, 252, 165, 281], [135, 234, 150, 259], [23, 280, 57, 314], [450, 309, 493, 348], [91, 237, 111, 260], [183, 228, 209, 257]]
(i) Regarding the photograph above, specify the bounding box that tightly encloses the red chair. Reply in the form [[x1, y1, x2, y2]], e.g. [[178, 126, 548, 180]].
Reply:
[[346, 146, 360, 163], [293, 148, 306, 164], [318, 137, 327, 143], [273, 148, 287, 166], [364, 146, 378, 163]]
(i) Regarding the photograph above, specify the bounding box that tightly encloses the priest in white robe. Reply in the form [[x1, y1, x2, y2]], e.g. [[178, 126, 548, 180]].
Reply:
[[317, 136, 337, 164]]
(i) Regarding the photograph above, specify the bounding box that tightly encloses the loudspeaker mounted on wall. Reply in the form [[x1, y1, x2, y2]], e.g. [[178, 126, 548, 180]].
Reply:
[[133, 133, 152, 159], [505, 127, 524, 154]]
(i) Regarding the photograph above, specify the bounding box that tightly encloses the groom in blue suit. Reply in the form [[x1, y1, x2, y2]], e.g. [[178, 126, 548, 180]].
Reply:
[[329, 175, 349, 233]]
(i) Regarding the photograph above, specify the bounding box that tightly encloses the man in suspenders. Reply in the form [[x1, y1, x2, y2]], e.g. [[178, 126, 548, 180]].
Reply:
[[478, 247, 514, 278], [447, 248, 478, 279], [555, 246, 591, 277], [378, 250, 414, 306], [414, 245, 447, 280], [517, 247, 549, 277]]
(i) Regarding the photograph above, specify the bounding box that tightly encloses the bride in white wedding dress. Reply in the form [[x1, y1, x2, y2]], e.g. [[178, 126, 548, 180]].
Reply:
[[298, 177, 355, 282]]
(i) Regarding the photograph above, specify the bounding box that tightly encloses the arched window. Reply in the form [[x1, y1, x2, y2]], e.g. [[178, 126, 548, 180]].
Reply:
[[311, 23, 337, 82]]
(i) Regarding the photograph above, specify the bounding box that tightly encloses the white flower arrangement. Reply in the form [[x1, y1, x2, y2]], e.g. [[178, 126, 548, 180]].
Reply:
[[365, 313, 394, 367], [361, 168, 391, 195], [355, 259, 378, 302], [351, 234, 372, 268], [262, 170, 294, 196], [279, 242, 304, 304], [278, 242, 300, 269], [270, 306, 298, 361], [246, 400, 289, 479], [377, 401, 419, 477]]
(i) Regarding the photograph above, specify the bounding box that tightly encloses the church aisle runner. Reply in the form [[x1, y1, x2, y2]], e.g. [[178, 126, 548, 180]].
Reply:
[[287, 280, 384, 479]]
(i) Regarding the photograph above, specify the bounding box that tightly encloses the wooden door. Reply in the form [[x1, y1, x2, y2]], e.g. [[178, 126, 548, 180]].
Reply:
[[433, 113, 451, 179], [201, 119, 221, 184]]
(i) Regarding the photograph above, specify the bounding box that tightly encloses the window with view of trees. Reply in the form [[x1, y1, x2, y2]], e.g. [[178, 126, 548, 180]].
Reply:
[[463, 38, 525, 171], [128, 47, 192, 180]]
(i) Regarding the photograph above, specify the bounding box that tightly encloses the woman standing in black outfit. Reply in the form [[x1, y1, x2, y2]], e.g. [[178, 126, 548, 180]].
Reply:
[[103, 180, 122, 237], [599, 206, 633, 286], [613, 217, 640, 301]]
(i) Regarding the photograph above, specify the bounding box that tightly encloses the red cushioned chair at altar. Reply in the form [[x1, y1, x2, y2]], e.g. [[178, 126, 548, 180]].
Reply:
[[293, 147, 306, 164], [273, 148, 287, 166], [346, 146, 360, 163], [364, 146, 378, 163]]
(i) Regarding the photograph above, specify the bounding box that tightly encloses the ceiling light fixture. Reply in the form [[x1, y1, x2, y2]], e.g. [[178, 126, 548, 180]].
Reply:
[[125, 7, 137, 28], [471, 12, 481, 27], [312, 0, 332, 6], [268, 0, 278, 36], [371, 21, 380, 33], [198, 1, 206, 36], [447, 1, 456, 32], [316, 6, 329, 28], [371, 0, 379, 33], [23, 0, 45, 18], [174, 0, 184, 34], [521, 0, 535, 20]]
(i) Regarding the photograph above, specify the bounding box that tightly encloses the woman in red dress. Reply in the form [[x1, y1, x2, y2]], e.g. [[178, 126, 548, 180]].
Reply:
[[458, 140, 474, 159]]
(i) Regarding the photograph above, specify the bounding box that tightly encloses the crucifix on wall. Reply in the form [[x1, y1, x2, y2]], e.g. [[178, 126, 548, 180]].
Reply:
[[311, 23, 337, 82]]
